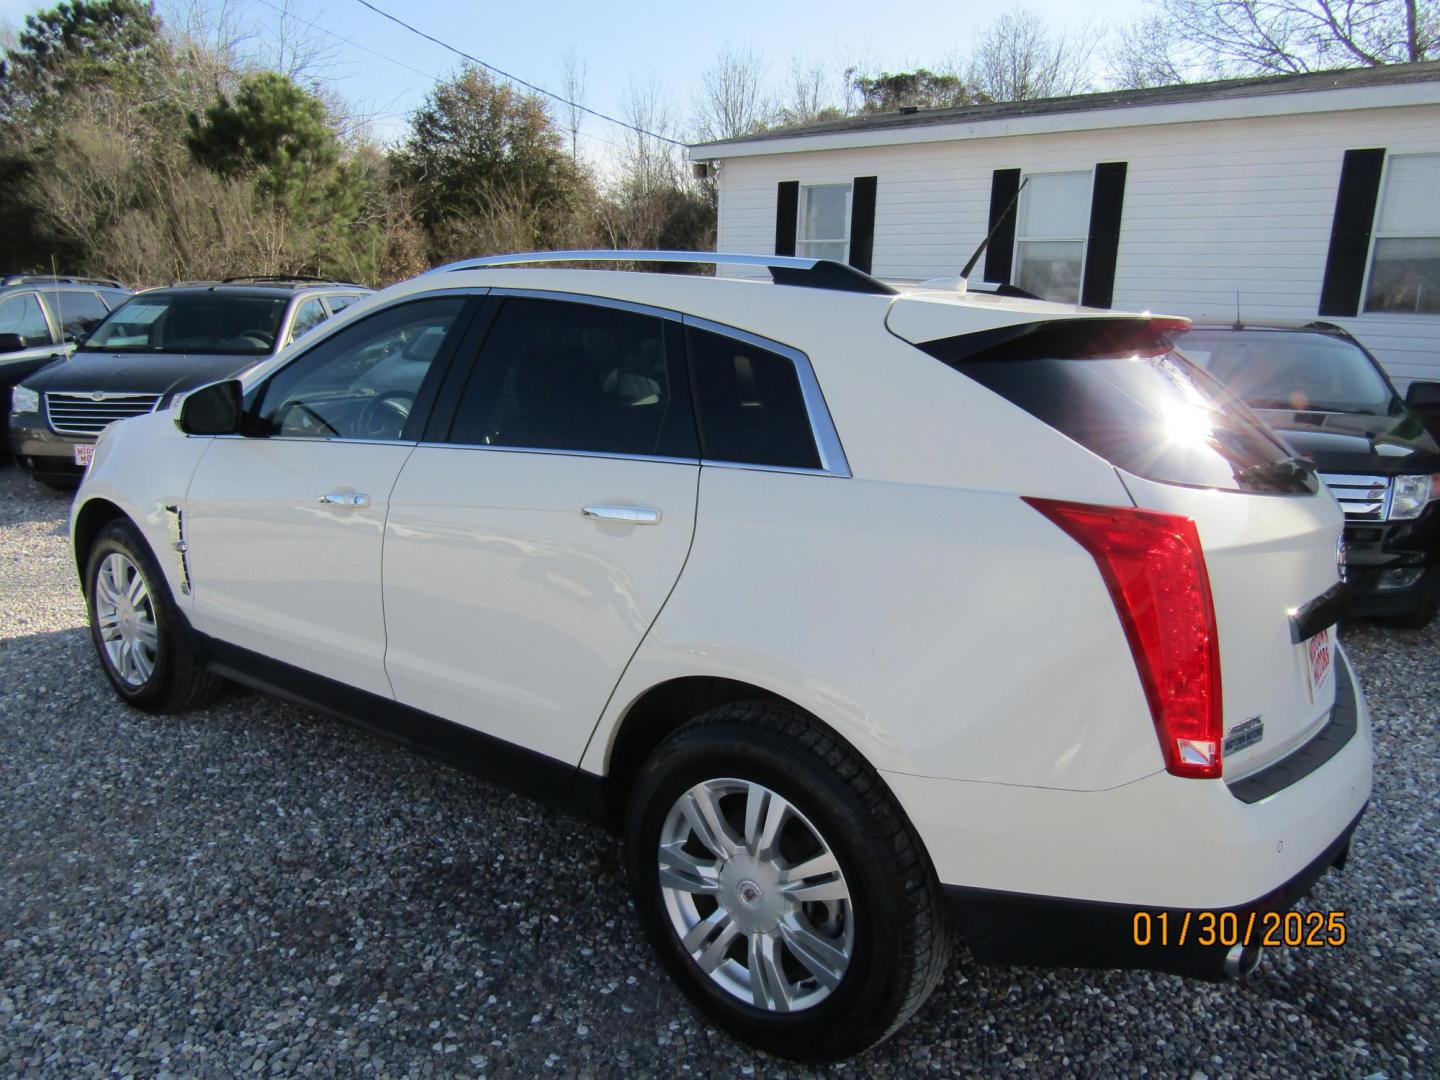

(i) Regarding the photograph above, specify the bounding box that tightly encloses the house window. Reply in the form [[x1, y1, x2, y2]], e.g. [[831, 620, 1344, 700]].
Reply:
[[796, 183, 851, 262], [1365, 153, 1440, 315], [1013, 171, 1092, 304]]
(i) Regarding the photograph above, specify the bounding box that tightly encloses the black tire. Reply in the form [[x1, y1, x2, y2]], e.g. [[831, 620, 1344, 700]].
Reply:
[[84, 519, 224, 713], [1378, 567, 1440, 630], [623, 701, 950, 1061]]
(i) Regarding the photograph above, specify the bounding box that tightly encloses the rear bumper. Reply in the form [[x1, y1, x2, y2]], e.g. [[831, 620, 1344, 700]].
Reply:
[[886, 646, 1371, 976], [943, 804, 1362, 980]]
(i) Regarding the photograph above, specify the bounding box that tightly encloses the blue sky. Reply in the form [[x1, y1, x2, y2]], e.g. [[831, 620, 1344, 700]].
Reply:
[[1, 0, 1151, 151]]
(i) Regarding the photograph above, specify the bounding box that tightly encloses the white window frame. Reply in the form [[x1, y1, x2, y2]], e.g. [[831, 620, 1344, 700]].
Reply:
[[795, 182, 852, 263], [1362, 151, 1440, 317], [1012, 168, 1093, 304]]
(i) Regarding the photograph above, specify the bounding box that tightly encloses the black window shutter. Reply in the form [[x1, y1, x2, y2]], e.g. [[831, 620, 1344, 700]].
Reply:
[[1081, 161, 1128, 309], [775, 181, 799, 257], [848, 176, 878, 273], [983, 169, 1022, 284], [1319, 149, 1385, 317]]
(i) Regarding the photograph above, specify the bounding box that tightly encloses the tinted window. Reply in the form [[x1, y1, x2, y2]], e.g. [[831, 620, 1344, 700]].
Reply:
[[255, 297, 466, 441], [1175, 329, 1397, 416], [449, 298, 696, 458], [0, 292, 52, 345], [288, 298, 329, 343], [327, 294, 360, 314], [83, 292, 288, 355], [954, 348, 1314, 494], [686, 325, 820, 470], [42, 289, 109, 339]]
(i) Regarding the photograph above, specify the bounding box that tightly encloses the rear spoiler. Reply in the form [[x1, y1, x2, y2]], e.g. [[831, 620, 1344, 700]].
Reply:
[[915, 316, 1193, 367]]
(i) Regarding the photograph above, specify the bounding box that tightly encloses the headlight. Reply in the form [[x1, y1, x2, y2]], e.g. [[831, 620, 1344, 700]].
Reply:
[[10, 386, 39, 414], [1390, 474, 1440, 519]]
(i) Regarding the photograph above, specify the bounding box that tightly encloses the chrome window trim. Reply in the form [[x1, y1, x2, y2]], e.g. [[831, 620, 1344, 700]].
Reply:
[[415, 441, 699, 467], [488, 286, 681, 322], [409, 441, 844, 478], [681, 314, 851, 479]]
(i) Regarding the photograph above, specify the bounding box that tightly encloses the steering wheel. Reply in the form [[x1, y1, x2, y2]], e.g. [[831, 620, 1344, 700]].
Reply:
[[238, 328, 275, 349], [278, 400, 341, 437], [357, 389, 416, 439]]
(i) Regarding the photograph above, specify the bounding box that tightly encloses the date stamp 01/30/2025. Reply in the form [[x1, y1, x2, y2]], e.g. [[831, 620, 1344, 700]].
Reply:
[[1132, 910, 1348, 949]]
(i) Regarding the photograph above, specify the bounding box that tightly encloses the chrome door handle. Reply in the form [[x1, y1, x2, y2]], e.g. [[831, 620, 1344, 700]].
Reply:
[[581, 504, 660, 525], [318, 492, 370, 507]]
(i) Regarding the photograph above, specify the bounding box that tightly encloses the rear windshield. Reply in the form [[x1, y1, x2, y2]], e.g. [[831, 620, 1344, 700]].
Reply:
[[926, 322, 1316, 494], [1173, 329, 1398, 416], [82, 292, 289, 356]]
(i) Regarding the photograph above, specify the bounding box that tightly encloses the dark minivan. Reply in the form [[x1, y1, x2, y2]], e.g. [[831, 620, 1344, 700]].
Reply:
[[1176, 320, 1440, 628]]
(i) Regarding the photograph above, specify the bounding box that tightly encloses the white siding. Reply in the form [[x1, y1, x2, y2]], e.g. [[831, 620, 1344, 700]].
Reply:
[[712, 104, 1440, 387]]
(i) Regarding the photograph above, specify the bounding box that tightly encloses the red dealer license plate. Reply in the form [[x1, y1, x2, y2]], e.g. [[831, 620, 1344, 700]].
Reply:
[[1304, 625, 1335, 703], [73, 444, 94, 468]]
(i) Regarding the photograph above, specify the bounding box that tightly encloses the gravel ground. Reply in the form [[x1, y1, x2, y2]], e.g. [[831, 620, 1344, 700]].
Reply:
[[0, 464, 1436, 1079]]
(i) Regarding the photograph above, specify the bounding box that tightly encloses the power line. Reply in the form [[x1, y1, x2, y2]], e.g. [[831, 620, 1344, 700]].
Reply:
[[247, 0, 625, 151], [348, 0, 686, 147]]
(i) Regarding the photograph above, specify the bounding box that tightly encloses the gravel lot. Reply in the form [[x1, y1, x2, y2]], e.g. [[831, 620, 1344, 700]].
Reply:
[[1, 464, 1437, 1079]]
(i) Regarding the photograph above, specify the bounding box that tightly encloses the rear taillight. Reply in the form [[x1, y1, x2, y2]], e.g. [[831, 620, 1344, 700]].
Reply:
[[1025, 497, 1223, 779]]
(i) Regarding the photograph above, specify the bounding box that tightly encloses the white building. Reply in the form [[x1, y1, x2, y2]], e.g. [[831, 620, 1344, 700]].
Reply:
[[689, 62, 1440, 388]]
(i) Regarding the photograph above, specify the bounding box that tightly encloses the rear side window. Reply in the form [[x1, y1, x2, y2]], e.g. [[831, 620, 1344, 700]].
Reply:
[[449, 298, 697, 459], [687, 326, 821, 470], [929, 321, 1316, 494], [0, 292, 52, 345]]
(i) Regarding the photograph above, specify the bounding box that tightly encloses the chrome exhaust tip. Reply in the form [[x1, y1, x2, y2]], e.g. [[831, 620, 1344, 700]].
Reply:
[[1223, 942, 1265, 980]]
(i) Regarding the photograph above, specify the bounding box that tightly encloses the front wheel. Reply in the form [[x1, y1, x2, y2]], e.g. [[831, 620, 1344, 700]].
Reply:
[[623, 702, 950, 1061], [85, 519, 223, 713]]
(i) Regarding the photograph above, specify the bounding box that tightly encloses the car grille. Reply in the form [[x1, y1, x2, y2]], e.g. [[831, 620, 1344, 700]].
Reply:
[[45, 392, 162, 437], [1318, 472, 1391, 520]]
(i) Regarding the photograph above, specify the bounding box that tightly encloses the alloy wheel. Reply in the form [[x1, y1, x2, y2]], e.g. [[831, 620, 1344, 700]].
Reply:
[[657, 777, 854, 1013], [94, 552, 158, 687]]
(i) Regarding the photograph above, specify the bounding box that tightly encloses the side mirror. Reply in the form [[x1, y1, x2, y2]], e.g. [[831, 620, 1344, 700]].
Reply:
[[1405, 381, 1440, 409], [176, 379, 243, 436], [0, 332, 25, 354]]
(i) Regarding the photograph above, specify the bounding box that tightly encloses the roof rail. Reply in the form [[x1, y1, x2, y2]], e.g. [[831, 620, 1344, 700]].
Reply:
[[221, 274, 366, 287], [431, 250, 898, 296], [1, 273, 126, 289]]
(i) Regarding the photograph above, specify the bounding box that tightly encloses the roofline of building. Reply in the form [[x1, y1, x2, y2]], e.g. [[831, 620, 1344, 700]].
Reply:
[[689, 63, 1440, 160]]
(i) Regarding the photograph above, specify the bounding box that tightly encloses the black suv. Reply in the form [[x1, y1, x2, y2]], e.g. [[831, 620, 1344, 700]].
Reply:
[[0, 275, 132, 448], [9, 277, 370, 487], [1176, 320, 1440, 628]]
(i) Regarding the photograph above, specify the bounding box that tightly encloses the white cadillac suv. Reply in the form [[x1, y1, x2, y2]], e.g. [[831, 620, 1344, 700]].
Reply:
[[70, 252, 1372, 1060]]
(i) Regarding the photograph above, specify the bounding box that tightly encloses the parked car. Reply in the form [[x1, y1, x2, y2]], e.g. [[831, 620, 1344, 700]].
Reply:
[[68, 252, 1370, 1061], [0, 275, 132, 451], [9, 277, 371, 487], [1175, 320, 1440, 628]]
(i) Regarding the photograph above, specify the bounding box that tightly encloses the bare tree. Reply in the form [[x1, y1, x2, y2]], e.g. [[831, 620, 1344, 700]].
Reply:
[[1145, 0, 1435, 75], [1107, 15, 1200, 88], [964, 10, 1103, 101], [693, 46, 772, 142], [773, 55, 850, 126], [263, 0, 341, 82], [560, 48, 587, 165], [619, 77, 682, 196]]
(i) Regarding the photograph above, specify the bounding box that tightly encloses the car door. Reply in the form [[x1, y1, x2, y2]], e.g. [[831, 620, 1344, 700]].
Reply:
[[184, 294, 480, 696], [382, 294, 701, 764]]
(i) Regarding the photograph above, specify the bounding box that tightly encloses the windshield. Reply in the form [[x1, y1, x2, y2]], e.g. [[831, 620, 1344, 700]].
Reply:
[[1174, 329, 1397, 415], [81, 292, 289, 356]]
